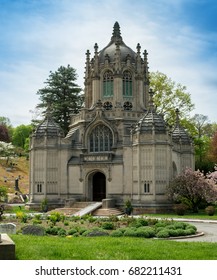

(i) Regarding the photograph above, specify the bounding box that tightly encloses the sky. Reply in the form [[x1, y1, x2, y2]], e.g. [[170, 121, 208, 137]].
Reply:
[[0, 0, 217, 127]]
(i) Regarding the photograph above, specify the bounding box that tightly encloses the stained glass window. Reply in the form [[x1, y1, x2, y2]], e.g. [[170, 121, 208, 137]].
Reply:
[[123, 71, 132, 97], [89, 125, 113, 152], [103, 71, 114, 97]]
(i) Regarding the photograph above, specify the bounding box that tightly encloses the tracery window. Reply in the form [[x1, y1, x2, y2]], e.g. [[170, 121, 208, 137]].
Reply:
[[123, 71, 132, 97], [103, 71, 114, 97], [89, 124, 113, 152]]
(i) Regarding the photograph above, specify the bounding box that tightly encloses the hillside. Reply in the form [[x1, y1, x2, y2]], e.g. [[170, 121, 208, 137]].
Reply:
[[0, 157, 29, 196]]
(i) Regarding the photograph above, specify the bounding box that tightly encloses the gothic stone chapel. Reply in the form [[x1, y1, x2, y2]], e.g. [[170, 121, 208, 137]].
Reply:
[[28, 22, 194, 213]]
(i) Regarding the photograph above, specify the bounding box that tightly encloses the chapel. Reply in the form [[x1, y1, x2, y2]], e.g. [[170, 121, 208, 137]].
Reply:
[[28, 22, 194, 213]]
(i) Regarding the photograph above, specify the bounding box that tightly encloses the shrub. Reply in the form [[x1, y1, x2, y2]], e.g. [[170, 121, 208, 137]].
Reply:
[[135, 227, 155, 238], [46, 226, 62, 235], [58, 228, 67, 237], [184, 228, 196, 236], [16, 211, 28, 223], [67, 228, 78, 235], [32, 218, 42, 225], [156, 229, 170, 238], [110, 230, 124, 237], [134, 218, 149, 228], [108, 215, 119, 222], [85, 230, 109, 237], [168, 229, 181, 237], [123, 228, 138, 237], [101, 222, 115, 230], [205, 206, 215, 216], [173, 204, 188, 215], [173, 222, 187, 229]]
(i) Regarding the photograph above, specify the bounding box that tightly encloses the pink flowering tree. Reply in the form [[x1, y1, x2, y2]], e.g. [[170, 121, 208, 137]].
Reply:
[[207, 165, 217, 184], [167, 168, 217, 212]]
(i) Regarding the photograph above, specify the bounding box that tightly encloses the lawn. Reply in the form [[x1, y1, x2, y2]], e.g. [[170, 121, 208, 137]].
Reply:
[[10, 234, 217, 260]]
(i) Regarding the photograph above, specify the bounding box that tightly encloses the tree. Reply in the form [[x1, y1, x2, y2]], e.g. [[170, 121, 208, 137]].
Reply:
[[0, 141, 16, 165], [0, 124, 10, 142], [209, 131, 217, 164], [12, 124, 32, 151], [190, 114, 213, 172], [149, 71, 194, 126], [36, 65, 83, 135], [0, 116, 12, 142], [167, 168, 217, 212]]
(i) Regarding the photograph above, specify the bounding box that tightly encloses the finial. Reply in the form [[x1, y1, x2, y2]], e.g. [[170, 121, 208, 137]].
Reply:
[[111, 21, 122, 41], [86, 49, 90, 58], [148, 88, 155, 111], [137, 43, 141, 54], [143, 50, 148, 60], [175, 108, 180, 125], [94, 43, 98, 54]]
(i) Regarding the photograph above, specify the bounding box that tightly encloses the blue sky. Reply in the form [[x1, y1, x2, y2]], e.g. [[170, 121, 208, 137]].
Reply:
[[0, 0, 217, 126]]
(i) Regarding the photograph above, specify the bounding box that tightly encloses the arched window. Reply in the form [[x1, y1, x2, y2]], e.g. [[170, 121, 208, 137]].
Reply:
[[123, 71, 132, 97], [89, 124, 113, 152], [103, 71, 113, 97]]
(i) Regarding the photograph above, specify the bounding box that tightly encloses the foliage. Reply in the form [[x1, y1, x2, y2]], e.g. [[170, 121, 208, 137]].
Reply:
[[100, 222, 115, 230], [41, 198, 48, 212], [36, 65, 83, 135], [124, 199, 133, 214], [150, 71, 194, 126], [209, 131, 217, 164], [205, 206, 215, 216], [48, 212, 63, 226], [0, 185, 8, 202], [167, 168, 217, 212], [189, 114, 214, 172], [16, 211, 28, 223], [0, 124, 10, 142], [173, 204, 188, 216], [12, 124, 32, 151], [0, 141, 16, 164]]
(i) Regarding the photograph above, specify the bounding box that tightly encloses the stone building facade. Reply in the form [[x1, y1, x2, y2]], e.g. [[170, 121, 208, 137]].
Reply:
[[28, 22, 194, 212]]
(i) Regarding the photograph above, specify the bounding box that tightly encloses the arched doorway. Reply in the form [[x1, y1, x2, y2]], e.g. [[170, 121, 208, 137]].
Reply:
[[92, 172, 106, 201]]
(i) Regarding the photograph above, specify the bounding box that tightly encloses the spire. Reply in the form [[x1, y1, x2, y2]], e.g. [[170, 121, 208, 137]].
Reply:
[[175, 108, 180, 126], [111, 21, 122, 42], [148, 88, 155, 112]]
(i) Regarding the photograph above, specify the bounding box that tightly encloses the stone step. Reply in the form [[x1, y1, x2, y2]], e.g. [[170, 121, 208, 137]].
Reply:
[[93, 208, 124, 216]]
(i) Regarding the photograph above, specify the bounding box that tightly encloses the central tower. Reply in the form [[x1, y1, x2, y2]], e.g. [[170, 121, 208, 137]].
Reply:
[[84, 21, 150, 112]]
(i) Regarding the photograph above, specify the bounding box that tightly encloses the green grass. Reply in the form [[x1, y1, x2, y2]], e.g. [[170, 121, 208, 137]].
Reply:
[[11, 234, 217, 260]]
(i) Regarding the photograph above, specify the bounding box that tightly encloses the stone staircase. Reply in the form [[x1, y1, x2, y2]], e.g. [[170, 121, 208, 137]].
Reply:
[[49, 201, 124, 217], [92, 207, 124, 216], [49, 202, 93, 216]]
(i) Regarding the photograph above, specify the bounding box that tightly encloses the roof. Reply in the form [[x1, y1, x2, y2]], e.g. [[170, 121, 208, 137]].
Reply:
[[172, 109, 192, 144], [133, 89, 167, 134], [33, 112, 64, 138], [98, 22, 136, 63]]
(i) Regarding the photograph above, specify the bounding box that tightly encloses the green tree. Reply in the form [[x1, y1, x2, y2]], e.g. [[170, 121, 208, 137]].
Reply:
[[12, 125, 32, 150], [36, 65, 83, 135], [149, 71, 194, 126], [209, 131, 217, 164], [190, 114, 213, 172]]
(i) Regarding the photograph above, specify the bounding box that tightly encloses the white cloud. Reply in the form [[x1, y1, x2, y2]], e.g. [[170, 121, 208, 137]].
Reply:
[[0, 0, 217, 126]]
